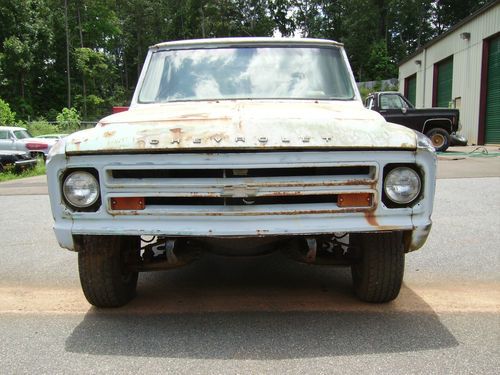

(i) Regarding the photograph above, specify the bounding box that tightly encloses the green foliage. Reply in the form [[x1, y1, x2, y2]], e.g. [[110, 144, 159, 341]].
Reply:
[[358, 86, 371, 102], [56, 107, 81, 132], [366, 40, 397, 81], [0, 159, 46, 181], [25, 118, 58, 136], [0, 98, 16, 125], [0, 0, 489, 121]]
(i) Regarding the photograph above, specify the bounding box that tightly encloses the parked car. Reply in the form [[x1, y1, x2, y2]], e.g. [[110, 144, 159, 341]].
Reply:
[[365, 91, 467, 152], [35, 134, 68, 142], [47, 38, 437, 308], [0, 150, 37, 173], [0, 126, 51, 159]]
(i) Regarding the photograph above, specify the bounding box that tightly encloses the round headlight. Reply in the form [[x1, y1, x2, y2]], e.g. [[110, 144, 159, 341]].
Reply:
[[384, 167, 421, 204], [63, 171, 100, 208]]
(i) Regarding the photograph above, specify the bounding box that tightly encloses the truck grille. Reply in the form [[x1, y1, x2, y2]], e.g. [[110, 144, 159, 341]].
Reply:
[[111, 166, 371, 179], [102, 155, 378, 216]]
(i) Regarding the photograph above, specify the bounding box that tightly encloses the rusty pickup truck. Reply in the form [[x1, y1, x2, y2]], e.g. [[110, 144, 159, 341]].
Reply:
[[47, 38, 436, 307]]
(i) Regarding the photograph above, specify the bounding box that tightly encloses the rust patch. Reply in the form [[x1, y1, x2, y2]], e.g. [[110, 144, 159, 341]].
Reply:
[[103, 130, 116, 137], [364, 211, 379, 227]]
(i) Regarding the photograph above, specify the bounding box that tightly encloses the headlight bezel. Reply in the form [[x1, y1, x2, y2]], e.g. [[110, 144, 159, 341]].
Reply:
[[61, 168, 101, 212], [382, 165, 423, 208]]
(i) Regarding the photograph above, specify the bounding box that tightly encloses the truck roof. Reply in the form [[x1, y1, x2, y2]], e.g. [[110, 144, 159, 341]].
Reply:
[[151, 37, 343, 50]]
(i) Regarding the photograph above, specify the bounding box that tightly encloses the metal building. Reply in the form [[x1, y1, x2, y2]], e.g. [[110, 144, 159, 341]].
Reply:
[[398, 0, 500, 145]]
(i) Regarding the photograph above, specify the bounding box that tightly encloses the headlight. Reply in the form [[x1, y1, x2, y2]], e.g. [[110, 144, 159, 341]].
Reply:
[[384, 167, 421, 205], [63, 171, 100, 208]]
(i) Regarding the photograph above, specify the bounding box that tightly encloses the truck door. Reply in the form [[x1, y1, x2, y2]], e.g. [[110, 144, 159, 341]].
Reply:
[[378, 93, 415, 130]]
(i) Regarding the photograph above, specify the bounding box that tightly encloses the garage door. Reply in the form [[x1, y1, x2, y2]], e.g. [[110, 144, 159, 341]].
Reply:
[[485, 36, 500, 143], [406, 75, 417, 106], [436, 58, 453, 108]]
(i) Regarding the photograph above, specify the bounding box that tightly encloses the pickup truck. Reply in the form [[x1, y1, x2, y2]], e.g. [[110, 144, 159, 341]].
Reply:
[[365, 91, 467, 152], [47, 38, 437, 307]]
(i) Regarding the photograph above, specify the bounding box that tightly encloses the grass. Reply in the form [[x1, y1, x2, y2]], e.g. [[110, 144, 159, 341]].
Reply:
[[0, 159, 46, 182]]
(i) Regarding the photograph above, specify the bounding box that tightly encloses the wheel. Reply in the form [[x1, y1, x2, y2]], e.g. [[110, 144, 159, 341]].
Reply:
[[425, 128, 450, 152], [77, 235, 140, 307], [350, 232, 405, 303]]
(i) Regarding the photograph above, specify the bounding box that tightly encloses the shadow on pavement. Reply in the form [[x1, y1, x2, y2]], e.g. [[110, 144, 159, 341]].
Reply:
[[66, 253, 458, 359]]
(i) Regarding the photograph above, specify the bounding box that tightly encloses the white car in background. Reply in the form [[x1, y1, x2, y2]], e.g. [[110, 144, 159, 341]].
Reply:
[[35, 133, 68, 142], [0, 126, 51, 159]]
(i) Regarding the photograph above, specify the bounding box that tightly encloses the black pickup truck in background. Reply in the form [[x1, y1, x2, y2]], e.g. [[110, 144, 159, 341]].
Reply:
[[365, 91, 467, 152]]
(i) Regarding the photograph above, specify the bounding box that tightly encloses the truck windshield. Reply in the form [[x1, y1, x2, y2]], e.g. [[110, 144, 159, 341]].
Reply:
[[139, 46, 355, 103]]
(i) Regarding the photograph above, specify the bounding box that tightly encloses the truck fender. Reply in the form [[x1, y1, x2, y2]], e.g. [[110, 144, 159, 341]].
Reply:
[[422, 118, 452, 134]]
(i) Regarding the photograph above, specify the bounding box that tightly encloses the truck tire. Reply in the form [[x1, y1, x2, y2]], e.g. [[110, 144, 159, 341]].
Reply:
[[350, 232, 404, 303], [77, 235, 139, 307], [425, 128, 450, 152]]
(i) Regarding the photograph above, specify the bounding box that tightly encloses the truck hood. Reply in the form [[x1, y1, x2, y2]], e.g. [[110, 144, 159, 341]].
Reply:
[[65, 101, 417, 154]]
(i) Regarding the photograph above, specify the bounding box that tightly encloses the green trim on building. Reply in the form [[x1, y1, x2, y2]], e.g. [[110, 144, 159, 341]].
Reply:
[[407, 75, 417, 106], [437, 58, 453, 108], [486, 36, 500, 143]]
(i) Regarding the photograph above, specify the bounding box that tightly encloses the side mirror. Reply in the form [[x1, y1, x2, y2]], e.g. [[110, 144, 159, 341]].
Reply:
[[401, 107, 407, 114]]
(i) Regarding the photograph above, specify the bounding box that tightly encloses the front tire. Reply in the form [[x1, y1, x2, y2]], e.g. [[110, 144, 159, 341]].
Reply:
[[350, 232, 405, 303], [77, 235, 139, 308], [425, 128, 450, 152]]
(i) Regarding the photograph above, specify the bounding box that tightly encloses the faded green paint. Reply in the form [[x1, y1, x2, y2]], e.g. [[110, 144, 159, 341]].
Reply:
[[486, 36, 500, 144], [436, 58, 453, 108]]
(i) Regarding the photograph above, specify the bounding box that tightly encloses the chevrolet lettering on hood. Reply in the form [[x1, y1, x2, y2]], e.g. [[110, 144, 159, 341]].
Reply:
[[46, 37, 437, 308]]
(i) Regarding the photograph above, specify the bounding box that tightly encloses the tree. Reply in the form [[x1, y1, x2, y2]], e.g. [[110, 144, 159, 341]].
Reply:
[[433, 0, 491, 35], [0, 98, 16, 125]]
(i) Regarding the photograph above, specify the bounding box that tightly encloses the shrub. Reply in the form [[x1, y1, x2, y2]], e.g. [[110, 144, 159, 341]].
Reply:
[[56, 107, 81, 133], [0, 98, 16, 125], [26, 118, 58, 136]]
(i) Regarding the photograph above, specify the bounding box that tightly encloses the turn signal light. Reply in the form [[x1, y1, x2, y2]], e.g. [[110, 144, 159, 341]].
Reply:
[[338, 193, 372, 207], [111, 197, 145, 210]]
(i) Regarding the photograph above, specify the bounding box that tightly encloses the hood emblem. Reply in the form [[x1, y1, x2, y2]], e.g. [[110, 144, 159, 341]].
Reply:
[[258, 137, 268, 144], [235, 136, 245, 143]]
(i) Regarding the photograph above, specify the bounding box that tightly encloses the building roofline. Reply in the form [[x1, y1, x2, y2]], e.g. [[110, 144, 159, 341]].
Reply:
[[398, 0, 499, 66]]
